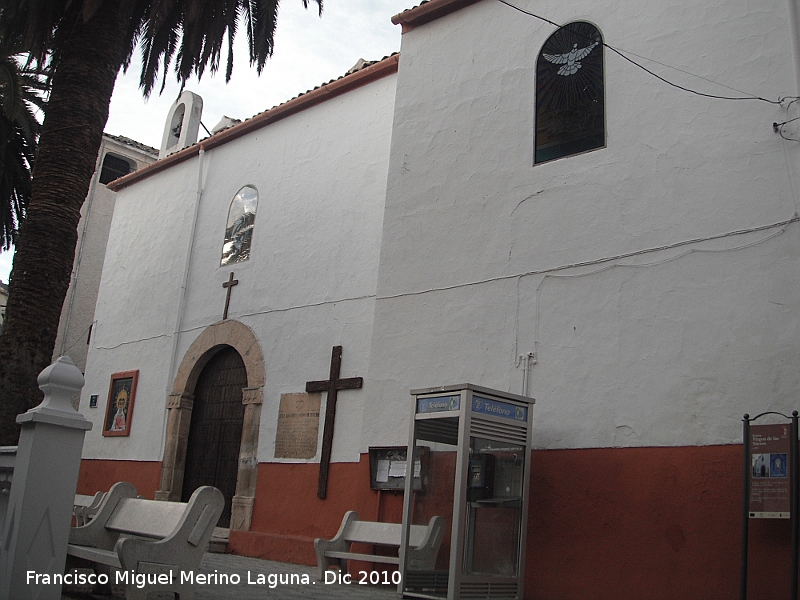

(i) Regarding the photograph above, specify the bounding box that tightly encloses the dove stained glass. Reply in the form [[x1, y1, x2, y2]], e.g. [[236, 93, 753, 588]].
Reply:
[[535, 22, 605, 164]]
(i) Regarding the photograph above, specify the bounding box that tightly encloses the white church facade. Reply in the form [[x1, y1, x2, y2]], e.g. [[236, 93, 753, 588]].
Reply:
[[54, 134, 158, 374], [76, 0, 800, 596]]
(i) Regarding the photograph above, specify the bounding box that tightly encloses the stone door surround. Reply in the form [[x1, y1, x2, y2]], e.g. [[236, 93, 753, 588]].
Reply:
[[156, 319, 264, 531]]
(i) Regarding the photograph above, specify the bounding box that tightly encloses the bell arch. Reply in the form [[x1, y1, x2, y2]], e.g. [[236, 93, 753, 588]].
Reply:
[[156, 319, 264, 531]]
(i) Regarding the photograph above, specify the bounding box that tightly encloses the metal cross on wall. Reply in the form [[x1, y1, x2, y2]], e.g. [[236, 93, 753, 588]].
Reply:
[[222, 272, 238, 320], [306, 346, 363, 499]]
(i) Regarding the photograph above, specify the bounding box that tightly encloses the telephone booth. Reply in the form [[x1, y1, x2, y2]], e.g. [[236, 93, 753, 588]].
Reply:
[[399, 384, 535, 600]]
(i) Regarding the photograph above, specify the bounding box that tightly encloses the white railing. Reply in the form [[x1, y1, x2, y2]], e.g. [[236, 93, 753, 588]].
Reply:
[[0, 446, 17, 527]]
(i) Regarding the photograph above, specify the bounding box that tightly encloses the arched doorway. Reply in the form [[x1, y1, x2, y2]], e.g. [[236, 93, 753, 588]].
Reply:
[[181, 346, 247, 528], [157, 319, 264, 532]]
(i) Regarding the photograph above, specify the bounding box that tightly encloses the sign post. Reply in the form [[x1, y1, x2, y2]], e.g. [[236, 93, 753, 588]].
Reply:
[[749, 422, 792, 518], [740, 414, 750, 600], [792, 413, 798, 600], [740, 411, 799, 600]]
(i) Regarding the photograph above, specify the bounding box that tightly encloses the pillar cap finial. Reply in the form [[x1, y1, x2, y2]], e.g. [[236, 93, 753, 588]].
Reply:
[[16, 356, 92, 429]]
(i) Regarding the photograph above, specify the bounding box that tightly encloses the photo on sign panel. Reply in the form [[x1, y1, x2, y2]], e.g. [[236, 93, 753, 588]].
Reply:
[[752, 454, 770, 478]]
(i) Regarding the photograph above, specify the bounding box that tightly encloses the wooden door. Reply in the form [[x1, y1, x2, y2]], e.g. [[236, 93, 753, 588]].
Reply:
[[182, 346, 247, 527]]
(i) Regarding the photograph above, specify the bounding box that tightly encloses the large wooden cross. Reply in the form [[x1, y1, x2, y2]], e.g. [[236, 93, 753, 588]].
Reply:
[[222, 272, 238, 320], [306, 346, 363, 499]]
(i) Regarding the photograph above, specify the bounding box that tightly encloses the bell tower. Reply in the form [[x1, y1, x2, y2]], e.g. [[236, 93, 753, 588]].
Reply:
[[159, 91, 203, 159]]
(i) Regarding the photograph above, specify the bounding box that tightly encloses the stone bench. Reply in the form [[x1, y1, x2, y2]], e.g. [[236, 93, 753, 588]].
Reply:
[[67, 481, 224, 600], [314, 510, 445, 580], [73, 491, 107, 526]]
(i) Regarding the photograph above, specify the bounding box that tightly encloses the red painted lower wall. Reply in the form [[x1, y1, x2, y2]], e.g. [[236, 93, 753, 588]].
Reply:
[[77, 459, 161, 499], [529, 445, 790, 600], [78, 445, 792, 599]]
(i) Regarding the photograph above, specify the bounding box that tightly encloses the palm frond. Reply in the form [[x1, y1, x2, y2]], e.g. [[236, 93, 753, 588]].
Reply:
[[0, 51, 48, 250], [138, 0, 320, 96], [4, 0, 321, 99]]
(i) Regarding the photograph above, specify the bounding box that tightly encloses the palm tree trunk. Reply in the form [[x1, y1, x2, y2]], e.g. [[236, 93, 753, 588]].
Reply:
[[0, 0, 132, 445]]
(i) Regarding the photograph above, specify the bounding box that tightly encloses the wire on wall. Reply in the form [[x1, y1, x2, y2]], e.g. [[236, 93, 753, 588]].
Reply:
[[379, 215, 800, 304], [93, 293, 378, 350], [495, 0, 796, 106], [60, 320, 96, 358], [775, 117, 800, 142], [527, 223, 791, 382]]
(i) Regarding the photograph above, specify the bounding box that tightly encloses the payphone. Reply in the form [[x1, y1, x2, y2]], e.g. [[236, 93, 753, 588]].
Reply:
[[467, 454, 495, 502], [399, 384, 535, 600]]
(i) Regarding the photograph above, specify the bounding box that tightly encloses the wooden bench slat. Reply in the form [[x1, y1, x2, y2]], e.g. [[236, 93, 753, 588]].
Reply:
[[104, 497, 187, 538], [325, 551, 400, 564]]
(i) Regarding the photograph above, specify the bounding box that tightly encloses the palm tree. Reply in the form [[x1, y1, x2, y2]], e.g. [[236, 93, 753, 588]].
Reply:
[[0, 0, 322, 445], [0, 45, 47, 251]]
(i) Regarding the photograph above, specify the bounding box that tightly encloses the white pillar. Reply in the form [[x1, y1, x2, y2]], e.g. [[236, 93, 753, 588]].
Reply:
[[0, 446, 17, 528], [0, 356, 92, 600]]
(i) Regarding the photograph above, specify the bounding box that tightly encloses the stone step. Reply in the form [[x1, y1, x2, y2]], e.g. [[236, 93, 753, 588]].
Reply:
[[209, 527, 230, 553]]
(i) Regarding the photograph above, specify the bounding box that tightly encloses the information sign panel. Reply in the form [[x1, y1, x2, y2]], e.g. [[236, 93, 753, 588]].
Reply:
[[749, 423, 792, 518]]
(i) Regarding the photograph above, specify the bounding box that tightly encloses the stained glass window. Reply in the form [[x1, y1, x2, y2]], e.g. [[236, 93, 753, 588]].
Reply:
[[221, 185, 258, 266], [535, 22, 605, 164]]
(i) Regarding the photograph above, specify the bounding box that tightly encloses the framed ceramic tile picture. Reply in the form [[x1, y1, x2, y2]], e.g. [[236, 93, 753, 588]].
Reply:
[[102, 370, 138, 437]]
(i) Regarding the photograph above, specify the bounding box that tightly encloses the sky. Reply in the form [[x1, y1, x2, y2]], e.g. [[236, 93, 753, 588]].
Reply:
[[0, 0, 413, 284]]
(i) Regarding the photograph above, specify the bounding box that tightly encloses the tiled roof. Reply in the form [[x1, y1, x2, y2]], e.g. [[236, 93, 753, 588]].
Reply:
[[209, 54, 398, 137], [393, 0, 430, 19], [109, 53, 400, 191], [392, 0, 483, 31], [104, 133, 159, 157]]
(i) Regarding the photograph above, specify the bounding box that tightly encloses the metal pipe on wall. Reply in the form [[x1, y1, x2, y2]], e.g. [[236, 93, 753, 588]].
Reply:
[[788, 0, 800, 96]]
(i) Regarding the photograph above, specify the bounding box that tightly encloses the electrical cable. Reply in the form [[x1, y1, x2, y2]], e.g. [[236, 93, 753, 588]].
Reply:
[[776, 117, 800, 142], [776, 99, 800, 141], [94, 293, 378, 349], [530, 224, 790, 370], [778, 127, 800, 142], [495, 0, 794, 106], [592, 48, 770, 99], [94, 219, 799, 353], [94, 331, 172, 351], [378, 215, 800, 302], [61, 321, 96, 356]]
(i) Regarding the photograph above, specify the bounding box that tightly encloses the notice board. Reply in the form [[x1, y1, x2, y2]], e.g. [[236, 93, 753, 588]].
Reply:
[[749, 423, 791, 518], [369, 446, 429, 491]]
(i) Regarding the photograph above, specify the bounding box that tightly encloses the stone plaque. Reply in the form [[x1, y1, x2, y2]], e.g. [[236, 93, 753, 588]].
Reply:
[[275, 393, 321, 459]]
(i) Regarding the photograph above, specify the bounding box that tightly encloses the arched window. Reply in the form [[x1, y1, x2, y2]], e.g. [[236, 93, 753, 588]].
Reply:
[[221, 185, 258, 266], [535, 22, 605, 164], [99, 153, 135, 184]]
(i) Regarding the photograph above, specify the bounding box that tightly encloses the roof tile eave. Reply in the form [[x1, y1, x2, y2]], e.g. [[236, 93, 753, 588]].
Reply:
[[391, 0, 484, 30], [103, 133, 159, 157], [108, 53, 399, 192]]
